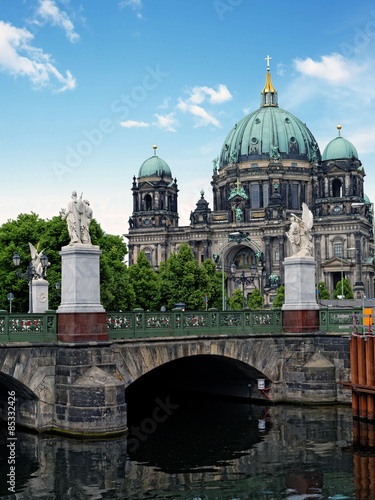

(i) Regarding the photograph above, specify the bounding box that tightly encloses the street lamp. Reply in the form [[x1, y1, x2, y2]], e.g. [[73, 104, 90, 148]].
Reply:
[[221, 232, 241, 311], [231, 264, 257, 309], [12, 250, 49, 313], [339, 247, 355, 299]]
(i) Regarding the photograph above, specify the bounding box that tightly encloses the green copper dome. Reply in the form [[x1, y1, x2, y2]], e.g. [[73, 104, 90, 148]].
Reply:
[[138, 146, 172, 178], [219, 70, 320, 167], [322, 135, 358, 161]]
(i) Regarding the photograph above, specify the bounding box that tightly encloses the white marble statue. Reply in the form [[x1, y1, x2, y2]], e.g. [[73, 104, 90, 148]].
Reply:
[[60, 191, 93, 245], [287, 203, 314, 258], [29, 242, 49, 278]]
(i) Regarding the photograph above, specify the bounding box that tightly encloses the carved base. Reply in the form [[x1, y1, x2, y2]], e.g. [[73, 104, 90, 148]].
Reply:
[[57, 312, 108, 342], [283, 309, 320, 333]]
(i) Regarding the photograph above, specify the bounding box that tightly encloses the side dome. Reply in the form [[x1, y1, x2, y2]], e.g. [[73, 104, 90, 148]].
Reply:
[[138, 145, 172, 178], [322, 129, 358, 161], [219, 69, 321, 167]]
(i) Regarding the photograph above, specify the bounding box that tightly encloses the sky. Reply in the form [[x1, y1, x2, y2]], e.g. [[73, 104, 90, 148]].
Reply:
[[1, 0, 375, 237]]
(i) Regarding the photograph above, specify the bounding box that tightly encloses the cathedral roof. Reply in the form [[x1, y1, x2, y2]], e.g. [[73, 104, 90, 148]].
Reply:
[[322, 126, 358, 161], [219, 68, 320, 167], [138, 145, 172, 178]]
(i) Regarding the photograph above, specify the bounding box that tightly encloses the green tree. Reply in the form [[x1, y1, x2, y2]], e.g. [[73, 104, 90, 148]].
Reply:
[[0, 213, 134, 312], [157, 243, 221, 310], [248, 288, 264, 309], [228, 288, 244, 310], [318, 281, 330, 300], [272, 285, 285, 308], [129, 251, 159, 310], [333, 278, 354, 299], [201, 258, 224, 310]]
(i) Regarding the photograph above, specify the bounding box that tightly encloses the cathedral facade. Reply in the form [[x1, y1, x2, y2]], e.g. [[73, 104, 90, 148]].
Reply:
[[125, 67, 374, 306]]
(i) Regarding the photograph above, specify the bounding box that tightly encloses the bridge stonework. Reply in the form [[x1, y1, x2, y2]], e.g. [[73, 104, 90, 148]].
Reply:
[[0, 333, 351, 436]]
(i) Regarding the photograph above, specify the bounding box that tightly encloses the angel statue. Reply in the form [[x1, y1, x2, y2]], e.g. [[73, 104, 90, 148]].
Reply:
[[287, 203, 314, 258], [29, 242, 50, 279]]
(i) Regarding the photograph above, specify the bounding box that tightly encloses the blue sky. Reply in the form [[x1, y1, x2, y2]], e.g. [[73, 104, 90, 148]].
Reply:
[[1, 0, 375, 235]]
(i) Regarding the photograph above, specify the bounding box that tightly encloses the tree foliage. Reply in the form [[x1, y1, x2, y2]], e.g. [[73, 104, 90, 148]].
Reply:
[[0, 213, 133, 312], [333, 278, 354, 299], [272, 285, 285, 308], [248, 288, 264, 309], [318, 281, 330, 300], [129, 251, 159, 310], [228, 288, 244, 310], [156, 243, 223, 310]]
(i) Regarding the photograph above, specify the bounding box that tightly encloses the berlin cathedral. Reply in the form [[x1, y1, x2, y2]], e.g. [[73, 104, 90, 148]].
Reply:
[[125, 64, 374, 306]]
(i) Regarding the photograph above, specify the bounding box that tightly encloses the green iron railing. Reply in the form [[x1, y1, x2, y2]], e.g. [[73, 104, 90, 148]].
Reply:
[[319, 306, 361, 333], [0, 310, 57, 342], [0, 307, 361, 343], [106, 308, 283, 340]]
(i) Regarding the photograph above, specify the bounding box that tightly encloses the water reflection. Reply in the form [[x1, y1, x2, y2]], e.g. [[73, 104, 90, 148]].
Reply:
[[0, 403, 359, 499]]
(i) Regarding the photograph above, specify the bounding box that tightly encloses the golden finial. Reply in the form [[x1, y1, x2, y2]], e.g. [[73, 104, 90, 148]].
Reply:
[[153, 143, 157, 155], [337, 123, 342, 136]]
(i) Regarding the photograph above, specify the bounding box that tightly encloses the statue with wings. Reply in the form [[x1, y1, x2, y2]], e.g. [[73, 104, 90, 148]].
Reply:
[[287, 203, 314, 258], [29, 242, 49, 279]]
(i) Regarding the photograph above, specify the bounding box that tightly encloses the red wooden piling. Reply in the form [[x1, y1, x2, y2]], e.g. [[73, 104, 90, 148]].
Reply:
[[357, 338, 367, 419]]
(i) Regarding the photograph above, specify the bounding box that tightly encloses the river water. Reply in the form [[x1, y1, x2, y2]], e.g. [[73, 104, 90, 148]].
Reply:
[[0, 400, 371, 499]]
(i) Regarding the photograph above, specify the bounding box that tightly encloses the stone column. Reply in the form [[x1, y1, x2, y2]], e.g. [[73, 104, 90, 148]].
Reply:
[[29, 279, 49, 313], [57, 244, 107, 342], [265, 237, 271, 278], [278, 235, 285, 284], [282, 257, 319, 333]]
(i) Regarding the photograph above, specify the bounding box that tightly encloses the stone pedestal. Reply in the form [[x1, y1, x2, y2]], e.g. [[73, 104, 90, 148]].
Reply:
[[29, 279, 49, 313], [282, 257, 320, 332], [57, 244, 107, 342]]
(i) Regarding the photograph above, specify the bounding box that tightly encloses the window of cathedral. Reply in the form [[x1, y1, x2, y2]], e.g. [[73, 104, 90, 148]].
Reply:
[[291, 162, 297, 167], [275, 250, 280, 261], [334, 243, 342, 258], [145, 252, 152, 263], [263, 183, 269, 207], [251, 185, 260, 209], [251, 163, 258, 168], [233, 248, 256, 268], [291, 184, 298, 209], [144, 194, 152, 211], [332, 179, 342, 198]]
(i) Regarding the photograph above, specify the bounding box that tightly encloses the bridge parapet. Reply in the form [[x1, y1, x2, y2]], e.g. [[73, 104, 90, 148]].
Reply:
[[0, 310, 57, 342], [106, 308, 283, 340]]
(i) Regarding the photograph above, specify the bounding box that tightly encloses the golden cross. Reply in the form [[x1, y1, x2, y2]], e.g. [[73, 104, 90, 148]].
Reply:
[[265, 54, 272, 69]]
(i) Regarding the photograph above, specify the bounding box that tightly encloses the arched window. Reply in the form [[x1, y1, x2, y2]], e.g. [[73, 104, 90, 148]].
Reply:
[[332, 179, 342, 198], [144, 194, 152, 211], [233, 248, 256, 268]]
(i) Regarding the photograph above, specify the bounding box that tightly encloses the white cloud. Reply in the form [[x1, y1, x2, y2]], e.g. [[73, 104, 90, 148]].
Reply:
[[158, 96, 171, 109], [344, 127, 375, 154], [187, 84, 232, 105], [119, 0, 143, 17], [153, 113, 178, 132], [294, 53, 367, 87], [120, 120, 150, 128], [277, 63, 287, 77], [35, 0, 80, 43], [0, 21, 76, 91], [177, 99, 220, 128]]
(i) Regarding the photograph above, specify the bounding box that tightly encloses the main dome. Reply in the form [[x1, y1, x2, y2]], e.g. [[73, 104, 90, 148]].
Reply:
[[138, 146, 172, 178], [322, 135, 358, 161], [219, 69, 320, 167]]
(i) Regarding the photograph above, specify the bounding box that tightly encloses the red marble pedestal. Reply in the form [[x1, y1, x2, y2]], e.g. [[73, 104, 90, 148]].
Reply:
[[57, 312, 108, 342], [282, 309, 320, 333]]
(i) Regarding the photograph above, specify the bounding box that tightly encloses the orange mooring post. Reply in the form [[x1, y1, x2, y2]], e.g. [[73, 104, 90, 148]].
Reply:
[[354, 454, 362, 496], [369, 456, 375, 497], [357, 337, 368, 419], [366, 336, 375, 421], [351, 335, 359, 418]]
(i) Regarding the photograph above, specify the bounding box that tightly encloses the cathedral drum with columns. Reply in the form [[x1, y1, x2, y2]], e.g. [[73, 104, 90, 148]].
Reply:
[[125, 61, 374, 306]]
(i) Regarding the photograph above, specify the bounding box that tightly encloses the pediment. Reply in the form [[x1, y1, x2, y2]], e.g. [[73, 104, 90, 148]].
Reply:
[[321, 257, 351, 269]]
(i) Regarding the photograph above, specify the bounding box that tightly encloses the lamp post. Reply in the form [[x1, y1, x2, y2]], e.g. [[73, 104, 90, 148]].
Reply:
[[339, 247, 355, 299], [231, 264, 257, 309], [221, 232, 241, 311], [12, 250, 49, 313]]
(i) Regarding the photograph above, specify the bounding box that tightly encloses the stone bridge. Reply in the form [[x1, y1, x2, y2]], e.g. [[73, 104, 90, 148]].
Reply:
[[0, 330, 352, 436]]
